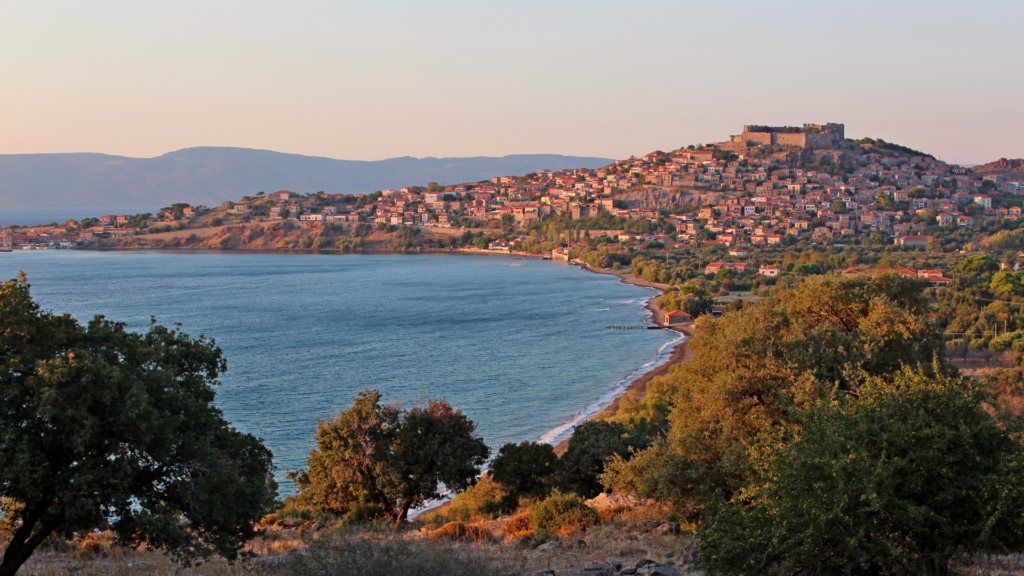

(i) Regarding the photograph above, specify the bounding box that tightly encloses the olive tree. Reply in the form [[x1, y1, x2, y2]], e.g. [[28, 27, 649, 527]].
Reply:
[[287, 390, 489, 522], [0, 274, 278, 576]]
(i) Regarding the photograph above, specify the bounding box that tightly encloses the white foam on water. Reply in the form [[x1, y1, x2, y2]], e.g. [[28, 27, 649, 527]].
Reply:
[[537, 299, 686, 447]]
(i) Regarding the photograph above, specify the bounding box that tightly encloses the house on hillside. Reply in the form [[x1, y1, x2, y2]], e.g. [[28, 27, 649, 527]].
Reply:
[[894, 235, 929, 248]]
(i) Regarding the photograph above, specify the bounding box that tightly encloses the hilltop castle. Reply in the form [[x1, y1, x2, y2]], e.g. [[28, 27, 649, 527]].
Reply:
[[719, 123, 845, 151]]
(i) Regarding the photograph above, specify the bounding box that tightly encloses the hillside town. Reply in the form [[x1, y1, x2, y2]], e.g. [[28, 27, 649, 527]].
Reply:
[[8, 124, 1024, 262]]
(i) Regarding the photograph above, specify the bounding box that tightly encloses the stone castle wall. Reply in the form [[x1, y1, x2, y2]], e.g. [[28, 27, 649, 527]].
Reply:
[[721, 123, 844, 150]]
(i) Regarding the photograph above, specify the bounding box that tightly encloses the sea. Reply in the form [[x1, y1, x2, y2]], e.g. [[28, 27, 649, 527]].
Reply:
[[0, 251, 681, 491], [0, 207, 159, 227]]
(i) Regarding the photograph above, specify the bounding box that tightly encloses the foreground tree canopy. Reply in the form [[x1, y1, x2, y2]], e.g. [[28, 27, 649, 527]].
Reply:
[[287, 390, 490, 522], [0, 274, 278, 576]]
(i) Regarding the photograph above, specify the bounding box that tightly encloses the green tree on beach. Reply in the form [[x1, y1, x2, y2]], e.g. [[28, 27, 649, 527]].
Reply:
[[0, 273, 278, 576]]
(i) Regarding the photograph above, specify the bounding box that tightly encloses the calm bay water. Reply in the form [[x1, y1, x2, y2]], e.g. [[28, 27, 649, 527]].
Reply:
[[0, 251, 677, 490], [0, 207, 159, 226]]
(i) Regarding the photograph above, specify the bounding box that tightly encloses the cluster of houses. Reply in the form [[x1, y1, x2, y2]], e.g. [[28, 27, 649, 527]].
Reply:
[[5, 218, 140, 249], [215, 129, 1019, 250]]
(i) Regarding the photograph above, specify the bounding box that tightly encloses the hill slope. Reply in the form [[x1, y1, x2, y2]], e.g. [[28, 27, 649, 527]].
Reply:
[[0, 147, 614, 208], [971, 158, 1024, 178]]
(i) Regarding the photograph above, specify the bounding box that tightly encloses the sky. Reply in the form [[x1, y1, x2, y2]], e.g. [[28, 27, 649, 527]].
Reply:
[[2, 0, 1022, 164]]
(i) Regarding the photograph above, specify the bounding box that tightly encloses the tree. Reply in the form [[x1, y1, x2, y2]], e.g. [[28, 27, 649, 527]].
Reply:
[[714, 267, 737, 281], [698, 368, 1024, 575], [490, 442, 559, 510], [991, 271, 1023, 299], [791, 262, 821, 275], [558, 421, 651, 498], [0, 274, 277, 576], [954, 254, 999, 276], [287, 391, 489, 522]]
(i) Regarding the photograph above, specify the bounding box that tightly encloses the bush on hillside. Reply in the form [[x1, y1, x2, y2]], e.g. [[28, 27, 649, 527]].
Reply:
[[529, 491, 598, 536], [502, 512, 535, 543], [419, 475, 507, 525], [698, 368, 1024, 575], [429, 521, 492, 542]]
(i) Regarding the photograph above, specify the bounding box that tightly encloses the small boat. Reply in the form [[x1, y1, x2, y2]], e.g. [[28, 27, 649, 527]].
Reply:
[[0, 222, 12, 252]]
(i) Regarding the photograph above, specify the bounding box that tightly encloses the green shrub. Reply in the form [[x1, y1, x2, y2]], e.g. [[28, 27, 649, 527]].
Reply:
[[529, 491, 597, 535], [421, 475, 506, 525], [989, 330, 1024, 352], [342, 504, 385, 525]]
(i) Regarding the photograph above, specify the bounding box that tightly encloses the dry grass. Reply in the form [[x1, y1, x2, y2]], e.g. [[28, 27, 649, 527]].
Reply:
[[17, 546, 268, 576], [4, 528, 308, 576], [11, 522, 1023, 576], [501, 512, 535, 544], [522, 524, 695, 575], [429, 521, 493, 543], [288, 528, 524, 576]]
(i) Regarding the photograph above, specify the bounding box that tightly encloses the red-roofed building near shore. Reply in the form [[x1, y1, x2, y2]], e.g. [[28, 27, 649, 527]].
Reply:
[[663, 310, 692, 326]]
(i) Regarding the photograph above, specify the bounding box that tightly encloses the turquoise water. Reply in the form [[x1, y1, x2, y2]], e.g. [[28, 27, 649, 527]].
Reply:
[[0, 251, 678, 489]]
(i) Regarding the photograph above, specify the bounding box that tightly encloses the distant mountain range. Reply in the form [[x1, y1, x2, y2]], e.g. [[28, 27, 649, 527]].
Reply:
[[0, 147, 615, 208]]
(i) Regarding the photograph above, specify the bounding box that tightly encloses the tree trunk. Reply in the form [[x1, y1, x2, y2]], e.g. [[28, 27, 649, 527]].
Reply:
[[0, 508, 63, 576]]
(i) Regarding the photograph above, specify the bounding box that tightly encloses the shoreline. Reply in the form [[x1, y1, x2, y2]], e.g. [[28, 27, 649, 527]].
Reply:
[[546, 262, 691, 454]]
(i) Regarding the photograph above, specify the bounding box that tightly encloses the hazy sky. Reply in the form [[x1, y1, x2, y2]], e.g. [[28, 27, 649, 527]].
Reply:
[[2, 0, 1022, 163]]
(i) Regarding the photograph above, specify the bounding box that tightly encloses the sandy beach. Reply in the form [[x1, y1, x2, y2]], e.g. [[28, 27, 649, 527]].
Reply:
[[552, 290, 692, 455]]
